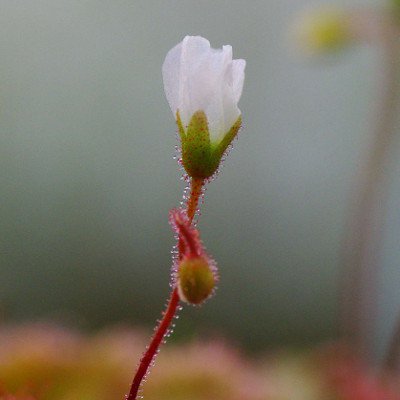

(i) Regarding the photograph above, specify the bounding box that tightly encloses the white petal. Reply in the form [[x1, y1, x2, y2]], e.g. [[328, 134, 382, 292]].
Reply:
[[231, 59, 246, 104], [205, 45, 233, 142], [179, 36, 221, 127], [163, 36, 245, 144], [162, 40, 183, 116]]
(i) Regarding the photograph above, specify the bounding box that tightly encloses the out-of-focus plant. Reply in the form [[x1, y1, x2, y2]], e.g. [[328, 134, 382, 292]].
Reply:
[[290, 6, 353, 56], [290, 1, 400, 373], [0, 324, 268, 400], [2, 324, 400, 399]]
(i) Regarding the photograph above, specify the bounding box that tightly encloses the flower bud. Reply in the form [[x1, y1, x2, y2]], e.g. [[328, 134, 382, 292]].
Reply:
[[163, 36, 245, 179], [291, 6, 352, 56], [177, 255, 216, 305]]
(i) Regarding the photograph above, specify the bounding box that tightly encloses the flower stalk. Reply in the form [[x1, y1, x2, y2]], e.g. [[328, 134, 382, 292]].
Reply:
[[126, 183, 202, 400], [126, 288, 180, 400], [187, 178, 204, 222]]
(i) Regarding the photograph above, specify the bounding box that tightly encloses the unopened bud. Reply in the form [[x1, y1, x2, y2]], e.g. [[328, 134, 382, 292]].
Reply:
[[177, 256, 216, 305], [162, 36, 245, 180]]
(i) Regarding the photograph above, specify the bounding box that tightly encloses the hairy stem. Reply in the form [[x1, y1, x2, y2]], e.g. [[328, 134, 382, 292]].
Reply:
[[126, 289, 180, 400], [187, 178, 204, 222], [126, 177, 204, 400], [179, 177, 204, 256]]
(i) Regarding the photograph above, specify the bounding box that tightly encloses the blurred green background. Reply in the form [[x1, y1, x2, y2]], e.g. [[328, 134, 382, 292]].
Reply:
[[1, 0, 399, 353]]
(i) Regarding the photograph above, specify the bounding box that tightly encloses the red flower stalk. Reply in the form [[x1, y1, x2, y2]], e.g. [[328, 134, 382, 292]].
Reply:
[[126, 180, 207, 400]]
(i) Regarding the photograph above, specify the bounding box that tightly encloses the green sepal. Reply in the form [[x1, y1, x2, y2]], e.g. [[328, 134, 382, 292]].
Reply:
[[211, 116, 241, 165], [176, 111, 241, 179]]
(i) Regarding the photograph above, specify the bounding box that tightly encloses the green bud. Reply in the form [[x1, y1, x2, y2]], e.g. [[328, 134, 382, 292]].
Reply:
[[177, 256, 216, 305], [177, 111, 241, 180]]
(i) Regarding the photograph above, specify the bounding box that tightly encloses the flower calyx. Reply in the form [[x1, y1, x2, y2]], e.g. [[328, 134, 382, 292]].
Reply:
[[177, 110, 241, 180]]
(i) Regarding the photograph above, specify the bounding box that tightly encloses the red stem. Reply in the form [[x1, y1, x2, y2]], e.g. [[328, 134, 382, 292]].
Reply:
[[126, 288, 180, 400], [187, 178, 204, 222], [178, 178, 204, 260], [126, 177, 204, 400], [178, 223, 198, 256]]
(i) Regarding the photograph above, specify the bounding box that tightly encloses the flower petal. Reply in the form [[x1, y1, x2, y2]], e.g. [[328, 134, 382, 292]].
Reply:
[[231, 59, 246, 104], [163, 35, 245, 146], [162, 40, 182, 116]]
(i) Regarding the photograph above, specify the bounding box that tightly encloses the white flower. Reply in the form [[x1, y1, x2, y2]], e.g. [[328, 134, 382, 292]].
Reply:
[[162, 35, 245, 145]]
